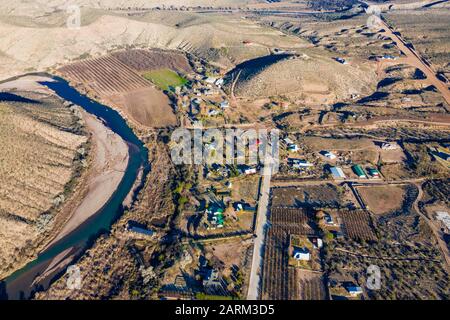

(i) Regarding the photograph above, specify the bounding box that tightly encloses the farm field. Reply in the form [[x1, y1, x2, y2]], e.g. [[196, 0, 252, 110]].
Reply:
[[261, 206, 323, 299], [271, 185, 344, 208], [298, 271, 327, 300], [58, 56, 150, 95], [338, 209, 377, 241], [270, 208, 317, 236], [112, 49, 192, 74], [108, 87, 175, 128], [357, 185, 406, 215], [58, 52, 177, 128], [143, 69, 188, 91], [260, 229, 292, 300]]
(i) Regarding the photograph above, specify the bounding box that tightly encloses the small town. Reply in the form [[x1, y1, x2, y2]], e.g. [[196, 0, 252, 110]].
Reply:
[[0, 0, 449, 309]]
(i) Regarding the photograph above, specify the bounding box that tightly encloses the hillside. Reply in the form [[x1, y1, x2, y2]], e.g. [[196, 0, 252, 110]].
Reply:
[[225, 50, 376, 103], [0, 91, 88, 278], [0, 9, 307, 80]]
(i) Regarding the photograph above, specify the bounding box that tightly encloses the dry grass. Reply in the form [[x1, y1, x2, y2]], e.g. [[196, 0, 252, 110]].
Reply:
[[386, 9, 450, 76], [358, 185, 406, 215], [0, 93, 87, 277]]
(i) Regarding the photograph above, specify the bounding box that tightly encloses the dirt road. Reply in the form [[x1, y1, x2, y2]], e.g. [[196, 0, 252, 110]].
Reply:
[[412, 182, 450, 271], [380, 19, 450, 110], [335, 247, 442, 263]]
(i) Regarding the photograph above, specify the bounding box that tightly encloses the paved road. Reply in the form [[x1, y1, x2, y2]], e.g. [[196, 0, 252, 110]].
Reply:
[[247, 164, 272, 300]]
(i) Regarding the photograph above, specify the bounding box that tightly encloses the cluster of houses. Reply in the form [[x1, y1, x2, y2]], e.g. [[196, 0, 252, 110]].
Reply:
[[206, 206, 225, 229], [328, 165, 380, 180], [291, 236, 323, 262], [173, 62, 230, 122]]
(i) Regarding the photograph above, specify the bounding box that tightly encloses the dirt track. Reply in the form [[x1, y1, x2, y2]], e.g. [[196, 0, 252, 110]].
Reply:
[[380, 19, 450, 110], [412, 183, 450, 271]]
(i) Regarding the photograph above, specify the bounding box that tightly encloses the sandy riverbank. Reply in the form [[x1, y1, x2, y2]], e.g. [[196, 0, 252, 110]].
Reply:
[[0, 75, 129, 281], [45, 111, 129, 247]]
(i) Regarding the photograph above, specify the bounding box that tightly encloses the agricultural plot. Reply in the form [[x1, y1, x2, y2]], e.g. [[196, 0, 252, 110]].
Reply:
[[261, 207, 323, 299], [112, 49, 192, 74], [58, 53, 177, 128], [271, 185, 343, 208], [261, 229, 293, 300], [339, 210, 377, 241], [298, 272, 327, 300], [58, 56, 150, 95], [0, 92, 87, 278], [270, 208, 317, 236]]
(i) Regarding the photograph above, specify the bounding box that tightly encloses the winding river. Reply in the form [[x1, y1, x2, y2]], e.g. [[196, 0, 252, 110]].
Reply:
[[1, 76, 149, 300]]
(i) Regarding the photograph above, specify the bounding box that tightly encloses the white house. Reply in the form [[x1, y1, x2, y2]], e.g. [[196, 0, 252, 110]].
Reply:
[[293, 247, 310, 261], [324, 213, 334, 225], [215, 78, 224, 87], [204, 77, 217, 84], [208, 109, 220, 116], [323, 151, 337, 159], [381, 54, 397, 60], [330, 166, 346, 179], [310, 237, 323, 249], [292, 159, 314, 168], [381, 142, 398, 150], [287, 143, 299, 152], [346, 285, 363, 297], [219, 100, 229, 109]]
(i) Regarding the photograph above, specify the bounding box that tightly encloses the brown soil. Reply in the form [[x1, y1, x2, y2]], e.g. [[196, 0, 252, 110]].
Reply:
[[112, 49, 192, 73], [107, 87, 177, 128], [358, 185, 406, 215]]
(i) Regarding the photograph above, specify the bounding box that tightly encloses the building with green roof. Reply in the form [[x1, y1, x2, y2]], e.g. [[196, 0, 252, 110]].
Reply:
[[352, 164, 367, 178]]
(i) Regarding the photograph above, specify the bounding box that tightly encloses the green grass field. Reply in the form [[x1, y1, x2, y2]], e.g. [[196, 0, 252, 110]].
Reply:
[[143, 68, 188, 91]]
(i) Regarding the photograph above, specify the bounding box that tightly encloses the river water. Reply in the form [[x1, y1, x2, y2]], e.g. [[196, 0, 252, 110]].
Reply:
[[1, 76, 149, 300]]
